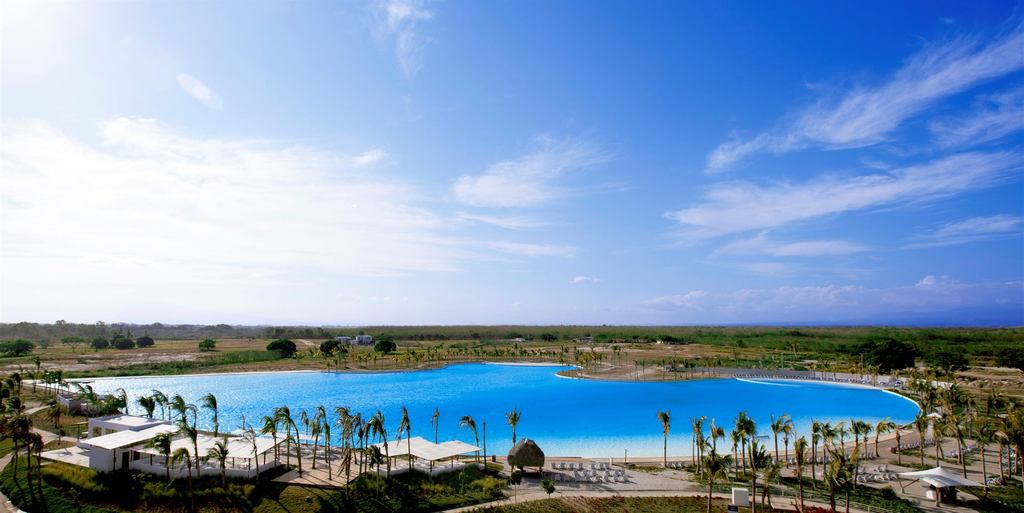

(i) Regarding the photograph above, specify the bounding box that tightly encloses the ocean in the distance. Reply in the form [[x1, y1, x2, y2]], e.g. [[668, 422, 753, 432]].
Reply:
[[85, 363, 918, 458]]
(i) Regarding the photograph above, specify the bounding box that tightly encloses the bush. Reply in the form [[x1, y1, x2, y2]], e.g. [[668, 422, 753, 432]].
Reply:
[[0, 339, 35, 357], [198, 339, 217, 351], [135, 335, 155, 348], [374, 335, 397, 354], [860, 338, 917, 373], [320, 339, 341, 355], [112, 335, 135, 350], [996, 347, 1024, 370], [267, 339, 297, 357], [90, 337, 110, 350]]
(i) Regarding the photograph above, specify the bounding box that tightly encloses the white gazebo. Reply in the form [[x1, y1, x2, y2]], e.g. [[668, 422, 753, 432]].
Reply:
[[899, 466, 980, 505], [371, 436, 481, 475]]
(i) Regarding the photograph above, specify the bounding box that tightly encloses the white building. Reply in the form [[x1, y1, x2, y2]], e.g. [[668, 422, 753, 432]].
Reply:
[[41, 414, 283, 478], [334, 336, 352, 344], [354, 334, 373, 345]]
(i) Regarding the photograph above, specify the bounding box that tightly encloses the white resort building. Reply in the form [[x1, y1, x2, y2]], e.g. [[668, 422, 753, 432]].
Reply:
[[41, 414, 284, 478]]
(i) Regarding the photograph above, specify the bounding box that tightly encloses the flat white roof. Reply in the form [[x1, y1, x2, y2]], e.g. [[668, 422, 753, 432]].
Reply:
[[372, 437, 481, 461], [80, 424, 179, 450], [91, 415, 170, 430], [136, 434, 281, 460]]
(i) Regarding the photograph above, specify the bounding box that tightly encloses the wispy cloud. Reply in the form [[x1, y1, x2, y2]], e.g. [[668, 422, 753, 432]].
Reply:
[[905, 214, 1023, 248], [486, 241, 575, 258], [930, 87, 1024, 148], [454, 136, 609, 208], [572, 275, 601, 284], [176, 73, 223, 110], [375, 0, 435, 77], [457, 212, 550, 230], [646, 277, 1024, 324], [351, 147, 388, 167], [706, 22, 1024, 171], [713, 232, 868, 257], [668, 151, 1022, 241]]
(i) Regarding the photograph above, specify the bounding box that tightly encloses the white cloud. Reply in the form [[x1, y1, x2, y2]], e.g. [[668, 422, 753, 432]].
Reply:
[[906, 214, 1023, 248], [453, 136, 609, 208], [176, 73, 223, 110], [713, 232, 868, 257], [930, 87, 1024, 148], [456, 212, 549, 230], [668, 152, 1022, 241], [706, 22, 1024, 171], [572, 276, 601, 284], [352, 147, 388, 167], [486, 241, 575, 258], [375, 0, 435, 77], [646, 277, 1024, 324]]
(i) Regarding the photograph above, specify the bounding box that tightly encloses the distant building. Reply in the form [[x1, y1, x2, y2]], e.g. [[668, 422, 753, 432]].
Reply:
[[354, 334, 374, 345], [334, 336, 352, 344], [574, 337, 594, 344]]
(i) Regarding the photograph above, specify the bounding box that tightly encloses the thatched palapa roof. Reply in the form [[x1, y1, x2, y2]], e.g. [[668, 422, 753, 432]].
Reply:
[[507, 438, 544, 468]]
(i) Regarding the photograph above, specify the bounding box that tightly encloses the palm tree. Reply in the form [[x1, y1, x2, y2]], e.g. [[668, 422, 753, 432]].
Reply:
[[44, 397, 64, 443], [709, 418, 725, 453], [276, 406, 301, 474], [201, 393, 219, 437], [975, 415, 996, 489], [171, 447, 195, 512], [875, 417, 896, 458], [431, 407, 440, 444], [368, 409, 390, 475], [147, 431, 174, 481], [702, 449, 732, 513], [748, 439, 769, 513], [459, 415, 480, 463], [244, 427, 261, 479], [209, 438, 230, 487], [770, 414, 787, 463], [782, 416, 794, 465], [730, 428, 742, 479], [150, 390, 168, 420], [506, 408, 522, 447], [137, 395, 157, 419], [260, 414, 280, 462], [398, 406, 412, 470], [690, 415, 706, 472], [306, 408, 323, 469], [320, 409, 333, 480], [178, 420, 200, 474], [794, 436, 808, 511], [913, 412, 929, 466], [823, 446, 857, 513], [945, 411, 968, 477], [657, 410, 671, 467], [761, 460, 782, 510]]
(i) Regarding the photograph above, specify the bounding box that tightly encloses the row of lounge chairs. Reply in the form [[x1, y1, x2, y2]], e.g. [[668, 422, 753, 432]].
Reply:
[[665, 461, 688, 469], [857, 472, 899, 483], [551, 461, 613, 471]]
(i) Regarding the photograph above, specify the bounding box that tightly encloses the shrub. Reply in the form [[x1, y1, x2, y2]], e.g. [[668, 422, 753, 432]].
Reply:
[[374, 335, 397, 354], [320, 339, 341, 355], [90, 337, 110, 350], [198, 339, 217, 351], [112, 335, 135, 350], [0, 339, 35, 357], [267, 339, 297, 357], [135, 335, 155, 348]]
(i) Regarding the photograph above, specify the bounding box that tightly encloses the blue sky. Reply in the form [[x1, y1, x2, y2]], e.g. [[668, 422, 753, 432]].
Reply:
[[2, 0, 1022, 325]]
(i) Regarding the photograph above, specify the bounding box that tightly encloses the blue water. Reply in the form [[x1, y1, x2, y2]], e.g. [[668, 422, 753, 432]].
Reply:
[[85, 363, 918, 457]]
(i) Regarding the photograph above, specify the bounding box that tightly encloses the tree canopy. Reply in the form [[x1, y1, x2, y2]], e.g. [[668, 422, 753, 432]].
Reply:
[[267, 339, 297, 357]]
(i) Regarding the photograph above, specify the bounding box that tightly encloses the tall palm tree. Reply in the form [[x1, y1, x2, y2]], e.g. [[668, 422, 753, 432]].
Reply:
[[276, 406, 302, 474], [975, 415, 996, 489], [150, 389, 168, 420], [307, 408, 324, 469], [368, 409, 390, 475], [748, 439, 769, 513], [823, 446, 857, 513], [171, 447, 195, 513], [137, 396, 157, 419], [506, 408, 522, 447], [945, 411, 968, 477], [782, 416, 794, 465], [811, 420, 822, 483], [793, 436, 808, 511], [459, 415, 480, 463], [702, 449, 732, 513], [913, 412, 929, 467], [209, 438, 230, 487], [178, 420, 201, 474], [730, 428, 742, 479], [147, 431, 174, 481], [260, 414, 280, 462], [320, 408, 332, 480], [770, 414, 787, 463], [875, 417, 896, 459], [244, 427, 261, 479], [690, 416, 706, 472], [398, 406, 412, 470], [709, 418, 725, 453], [201, 393, 219, 437], [431, 408, 440, 444], [658, 410, 671, 467]]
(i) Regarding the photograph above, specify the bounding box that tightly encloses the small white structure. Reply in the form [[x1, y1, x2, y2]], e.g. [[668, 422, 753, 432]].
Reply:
[[41, 414, 284, 479], [370, 436, 481, 475], [899, 466, 981, 506], [354, 334, 374, 345], [731, 487, 750, 507], [334, 336, 352, 344]]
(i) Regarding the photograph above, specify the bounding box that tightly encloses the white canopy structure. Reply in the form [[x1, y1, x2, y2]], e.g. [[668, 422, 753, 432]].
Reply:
[[899, 466, 981, 506], [371, 437, 481, 462], [899, 466, 980, 488]]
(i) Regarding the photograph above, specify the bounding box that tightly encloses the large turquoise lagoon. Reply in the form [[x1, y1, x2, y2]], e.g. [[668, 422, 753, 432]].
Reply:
[[86, 363, 918, 457]]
